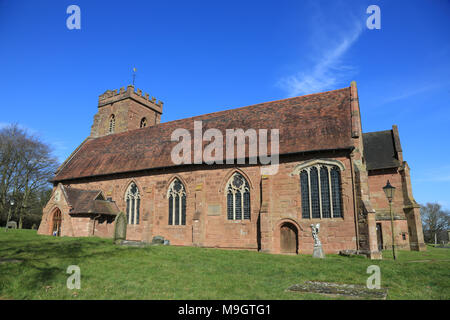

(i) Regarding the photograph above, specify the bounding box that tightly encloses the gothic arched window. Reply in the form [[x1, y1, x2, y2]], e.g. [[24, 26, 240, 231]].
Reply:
[[109, 114, 116, 133], [300, 164, 343, 219], [140, 117, 147, 128], [226, 172, 250, 220], [168, 178, 186, 225], [125, 182, 140, 224]]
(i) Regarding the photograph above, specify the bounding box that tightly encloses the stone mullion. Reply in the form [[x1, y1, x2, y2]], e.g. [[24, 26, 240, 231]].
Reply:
[[240, 189, 244, 220], [233, 190, 236, 220], [307, 168, 312, 219], [178, 193, 182, 225], [327, 166, 334, 218], [317, 165, 323, 219], [134, 197, 138, 225], [132, 197, 135, 225], [172, 193, 176, 225], [179, 190, 185, 225], [129, 197, 133, 225]]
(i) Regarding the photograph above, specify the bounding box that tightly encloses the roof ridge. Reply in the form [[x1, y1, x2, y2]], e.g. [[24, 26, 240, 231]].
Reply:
[[363, 129, 393, 135], [64, 186, 101, 193], [161, 86, 351, 125]]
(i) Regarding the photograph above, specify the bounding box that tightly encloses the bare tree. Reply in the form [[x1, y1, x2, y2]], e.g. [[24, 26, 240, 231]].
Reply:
[[421, 202, 450, 244], [0, 124, 59, 228]]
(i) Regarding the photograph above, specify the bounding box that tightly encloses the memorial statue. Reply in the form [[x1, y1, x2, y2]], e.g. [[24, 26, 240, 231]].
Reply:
[[310, 223, 325, 258], [310, 223, 321, 246]]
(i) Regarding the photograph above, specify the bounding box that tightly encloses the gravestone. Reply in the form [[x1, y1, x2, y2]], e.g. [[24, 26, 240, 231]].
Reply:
[[113, 212, 127, 243], [6, 221, 17, 229], [152, 235, 165, 245], [287, 281, 388, 299]]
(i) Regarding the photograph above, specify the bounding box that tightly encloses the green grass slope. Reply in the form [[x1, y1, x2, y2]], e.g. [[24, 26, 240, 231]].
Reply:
[[0, 229, 448, 300]]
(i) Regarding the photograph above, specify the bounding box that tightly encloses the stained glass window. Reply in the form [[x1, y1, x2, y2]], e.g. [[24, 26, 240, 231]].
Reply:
[[300, 164, 343, 219], [125, 182, 140, 224], [168, 178, 186, 225], [226, 173, 251, 220]]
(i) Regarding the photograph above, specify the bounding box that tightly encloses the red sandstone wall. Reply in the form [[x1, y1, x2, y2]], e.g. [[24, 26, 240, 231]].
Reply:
[[92, 216, 115, 238], [268, 155, 357, 254], [368, 169, 410, 250], [127, 102, 158, 130], [38, 186, 75, 237], [37, 185, 115, 239], [368, 169, 405, 215], [377, 220, 410, 250], [60, 151, 358, 254]]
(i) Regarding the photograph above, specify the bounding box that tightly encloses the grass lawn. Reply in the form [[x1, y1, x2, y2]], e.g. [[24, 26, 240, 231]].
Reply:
[[0, 229, 449, 300]]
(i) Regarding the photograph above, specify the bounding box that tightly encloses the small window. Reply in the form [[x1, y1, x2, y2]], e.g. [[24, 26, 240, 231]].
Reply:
[[140, 117, 147, 128], [109, 114, 116, 133]]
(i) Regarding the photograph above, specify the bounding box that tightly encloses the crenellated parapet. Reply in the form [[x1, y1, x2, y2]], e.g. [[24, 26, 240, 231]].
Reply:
[[98, 85, 163, 114], [90, 84, 164, 138]]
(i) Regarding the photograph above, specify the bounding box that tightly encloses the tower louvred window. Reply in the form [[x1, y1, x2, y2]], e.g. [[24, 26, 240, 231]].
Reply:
[[109, 114, 115, 133]]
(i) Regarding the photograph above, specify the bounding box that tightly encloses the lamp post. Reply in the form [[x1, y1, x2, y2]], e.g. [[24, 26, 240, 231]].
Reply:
[[5, 199, 14, 232], [383, 180, 396, 260]]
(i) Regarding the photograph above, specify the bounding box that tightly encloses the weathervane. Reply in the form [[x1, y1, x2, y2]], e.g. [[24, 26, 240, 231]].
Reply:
[[132, 67, 137, 86]]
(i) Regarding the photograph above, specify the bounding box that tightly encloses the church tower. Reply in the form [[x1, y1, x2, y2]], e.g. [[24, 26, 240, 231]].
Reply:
[[90, 85, 163, 138]]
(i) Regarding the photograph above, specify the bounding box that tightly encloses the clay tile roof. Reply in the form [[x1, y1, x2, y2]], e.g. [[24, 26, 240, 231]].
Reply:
[[363, 130, 401, 170], [64, 187, 119, 215], [53, 87, 354, 182]]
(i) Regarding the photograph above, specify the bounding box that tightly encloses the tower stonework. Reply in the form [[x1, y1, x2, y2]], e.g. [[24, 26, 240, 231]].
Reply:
[[90, 85, 163, 138]]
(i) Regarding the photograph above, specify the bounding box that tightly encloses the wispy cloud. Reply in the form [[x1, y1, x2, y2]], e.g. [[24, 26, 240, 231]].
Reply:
[[382, 82, 449, 104], [277, 6, 364, 97], [415, 165, 450, 183], [416, 175, 450, 183]]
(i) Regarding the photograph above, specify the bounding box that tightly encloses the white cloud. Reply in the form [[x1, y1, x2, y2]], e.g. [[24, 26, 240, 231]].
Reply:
[[277, 13, 364, 97]]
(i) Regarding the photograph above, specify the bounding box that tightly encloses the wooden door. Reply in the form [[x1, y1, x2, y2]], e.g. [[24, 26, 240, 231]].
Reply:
[[280, 223, 298, 254], [52, 209, 62, 236], [376, 223, 383, 251]]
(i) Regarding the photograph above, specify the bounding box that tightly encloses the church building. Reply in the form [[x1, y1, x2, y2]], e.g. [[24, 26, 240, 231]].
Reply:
[[37, 81, 426, 259]]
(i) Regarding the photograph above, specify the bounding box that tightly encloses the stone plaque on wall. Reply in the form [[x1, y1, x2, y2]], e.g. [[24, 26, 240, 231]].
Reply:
[[207, 204, 221, 216]]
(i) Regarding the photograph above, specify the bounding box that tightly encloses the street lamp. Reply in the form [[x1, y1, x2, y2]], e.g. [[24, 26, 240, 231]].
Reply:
[[383, 180, 396, 260], [4, 199, 14, 232]]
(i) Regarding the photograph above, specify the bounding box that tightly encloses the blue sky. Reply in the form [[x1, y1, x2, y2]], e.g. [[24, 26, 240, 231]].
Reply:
[[0, 0, 449, 209]]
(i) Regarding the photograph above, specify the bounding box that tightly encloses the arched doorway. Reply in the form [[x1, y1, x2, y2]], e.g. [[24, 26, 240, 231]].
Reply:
[[51, 209, 62, 236], [280, 222, 298, 254]]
